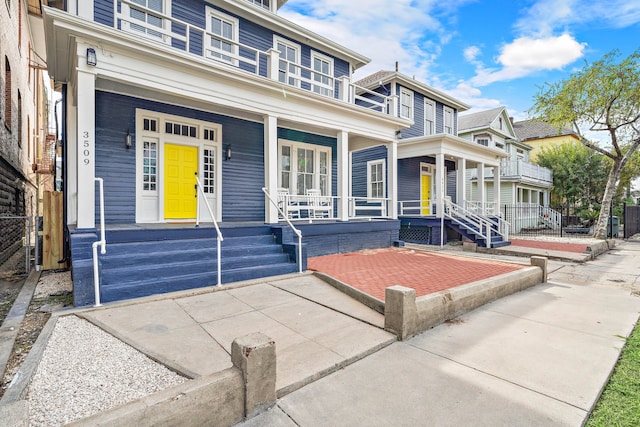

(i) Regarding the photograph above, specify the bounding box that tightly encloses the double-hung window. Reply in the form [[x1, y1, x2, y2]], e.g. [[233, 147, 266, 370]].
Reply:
[[311, 52, 334, 97], [444, 106, 454, 134], [424, 99, 435, 136], [206, 8, 238, 65], [400, 88, 413, 120], [367, 160, 385, 199], [279, 141, 331, 196], [275, 37, 300, 87], [126, 0, 165, 41]]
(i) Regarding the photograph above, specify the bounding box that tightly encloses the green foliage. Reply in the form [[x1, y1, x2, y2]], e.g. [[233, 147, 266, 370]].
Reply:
[[536, 142, 608, 206], [586, 320, 640, 427], [530, 49, 640, 238]]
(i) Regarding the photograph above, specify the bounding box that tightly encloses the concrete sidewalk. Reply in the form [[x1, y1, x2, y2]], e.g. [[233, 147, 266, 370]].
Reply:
[[81, 274, 395, 396], [240, 241, 640, 426]]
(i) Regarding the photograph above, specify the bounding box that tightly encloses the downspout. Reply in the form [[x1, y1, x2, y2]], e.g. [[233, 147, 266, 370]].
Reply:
[[57, 86, 69, 265]]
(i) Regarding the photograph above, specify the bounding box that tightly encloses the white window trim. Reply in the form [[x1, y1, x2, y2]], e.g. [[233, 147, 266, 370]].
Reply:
[[444, 106, 454, 134], [310, 51, 334, 97], [274, 35, 301, 88], [205, 7, 239, 66], [120, 0, 172, 44], [277, 139, 332, 196], [367, 159, 386, 199], [400, 87, 414, 120], [424, 98, 435, 136]]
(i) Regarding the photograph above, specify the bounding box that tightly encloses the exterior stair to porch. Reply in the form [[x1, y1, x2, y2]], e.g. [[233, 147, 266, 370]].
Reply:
[[445, 218, 511, 248], [97, 225, 299, 303]]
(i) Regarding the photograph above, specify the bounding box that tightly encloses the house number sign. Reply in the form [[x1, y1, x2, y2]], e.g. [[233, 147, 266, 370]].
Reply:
[[82, 131, 91, 165]]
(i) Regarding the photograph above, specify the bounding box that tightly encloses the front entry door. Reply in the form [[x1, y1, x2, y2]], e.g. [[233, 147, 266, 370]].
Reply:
[[164, 143, 198, 219], [421, 173, 431, 215]]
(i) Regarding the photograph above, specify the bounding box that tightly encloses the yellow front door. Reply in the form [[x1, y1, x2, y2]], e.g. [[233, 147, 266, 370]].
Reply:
[[421, 174, 431, 215], [164, 143, 198, 219]]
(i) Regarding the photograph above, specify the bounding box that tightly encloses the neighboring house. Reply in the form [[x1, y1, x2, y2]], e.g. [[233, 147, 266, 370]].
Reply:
[[352, 72, 510, 248], [40, 0, 416, 305], [1, 1, 54, 268], [512, 119, 579, 163], [459, 107, 557, 233]]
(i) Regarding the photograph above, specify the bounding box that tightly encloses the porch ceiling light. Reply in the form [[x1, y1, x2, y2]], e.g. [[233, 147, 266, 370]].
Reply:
[[86, 48, 97, 66], [125, 129, 132, 149]]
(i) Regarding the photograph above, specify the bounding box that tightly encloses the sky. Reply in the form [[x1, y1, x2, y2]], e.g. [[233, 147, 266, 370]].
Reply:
[[279, 0, 640, 120]]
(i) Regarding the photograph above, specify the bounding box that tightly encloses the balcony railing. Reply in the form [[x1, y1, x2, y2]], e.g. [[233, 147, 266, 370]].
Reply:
[[500, 159, 553, 183], [115, 0, 396, 115]]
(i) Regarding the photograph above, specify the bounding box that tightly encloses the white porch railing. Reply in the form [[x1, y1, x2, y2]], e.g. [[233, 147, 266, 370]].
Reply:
[[349, 197, 390, 218], [195, 175, 224, 287], [444, 198, 509, 248], [464, 201, 499, 216], [398, 199, 433, 216], [500, 159, 553, 184], [92, 177, 107, 307], [263, 188, 303, 274], [115, 0, 396, 115]]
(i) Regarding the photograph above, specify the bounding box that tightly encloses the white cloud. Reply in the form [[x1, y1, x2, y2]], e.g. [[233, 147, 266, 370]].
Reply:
[[469, 34, 586, 86], [463, 46, 481, 64]]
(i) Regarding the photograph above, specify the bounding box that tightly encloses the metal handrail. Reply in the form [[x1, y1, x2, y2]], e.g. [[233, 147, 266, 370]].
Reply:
[[195, 175, 224, 287], [263, 187, 303, 273], [444, 198, 510, 247], [92, 178, 106, 307]]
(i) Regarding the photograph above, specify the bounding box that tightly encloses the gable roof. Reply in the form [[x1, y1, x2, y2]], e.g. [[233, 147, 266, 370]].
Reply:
[[354, 70, 470, 112], [513, 119, 578, 142], [458, 107, 505, 132]]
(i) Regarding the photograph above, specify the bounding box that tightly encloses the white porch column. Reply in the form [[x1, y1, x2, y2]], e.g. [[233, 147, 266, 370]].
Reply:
[[264, 115, 278, 223], [456, 157, 466, 207], [493, 164, 501, 213], [477, 162, 486, 210], [267, 49, 280, 82], [387, 140, 398, 219], [66, 85, 78, 226], [435, 153, 445, 218], [76, 69, 96, 229], [337, 131, 349, 221]]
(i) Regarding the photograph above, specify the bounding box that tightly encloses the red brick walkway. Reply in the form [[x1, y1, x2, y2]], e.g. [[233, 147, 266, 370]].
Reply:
[[308, 248, 524, 301], [509, 239, 589, 254]]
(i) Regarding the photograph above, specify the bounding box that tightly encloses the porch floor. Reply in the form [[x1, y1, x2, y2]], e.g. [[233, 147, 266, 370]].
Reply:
[[308, 247, 525, 301]]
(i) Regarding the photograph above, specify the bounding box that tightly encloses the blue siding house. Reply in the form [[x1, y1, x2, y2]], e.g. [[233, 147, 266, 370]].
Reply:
[[42, 0, 413, 305], [352, 71, 511, 247]]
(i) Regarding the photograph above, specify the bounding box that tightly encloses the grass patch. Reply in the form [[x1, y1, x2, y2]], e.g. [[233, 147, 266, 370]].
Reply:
[[586, 319, 640, 427]]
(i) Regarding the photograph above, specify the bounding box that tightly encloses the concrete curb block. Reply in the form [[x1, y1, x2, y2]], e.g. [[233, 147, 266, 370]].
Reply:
[[0, 270, 41, 381], [312, 271, 384, 314], [586, 240, 611, 259], [385, 265, 543, 340]]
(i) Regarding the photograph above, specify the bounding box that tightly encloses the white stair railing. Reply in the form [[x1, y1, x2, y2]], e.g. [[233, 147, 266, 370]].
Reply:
[[92, 178, 107, 307], [263, 187, 303, 274], [444, 198, 510, 248], [540, 206, 561, 230], [195, 175, 224, 287]]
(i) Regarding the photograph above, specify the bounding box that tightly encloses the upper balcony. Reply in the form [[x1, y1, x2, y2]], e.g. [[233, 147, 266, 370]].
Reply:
[[103, 0, 399, 117], [499, 158, 553, 185]]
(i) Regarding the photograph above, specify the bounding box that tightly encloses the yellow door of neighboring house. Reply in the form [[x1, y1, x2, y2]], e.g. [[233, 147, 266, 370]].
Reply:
[[421, 174, 431, 215], [164, 143, 198, 219]]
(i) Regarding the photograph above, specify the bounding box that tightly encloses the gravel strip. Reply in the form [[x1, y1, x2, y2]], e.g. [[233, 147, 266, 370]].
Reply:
[[33, 271, 72, 299], [27, 315, 187, 426]]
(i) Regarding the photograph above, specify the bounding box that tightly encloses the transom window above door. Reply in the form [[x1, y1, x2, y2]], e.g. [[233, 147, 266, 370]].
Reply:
[[279, 141, 331, 196]]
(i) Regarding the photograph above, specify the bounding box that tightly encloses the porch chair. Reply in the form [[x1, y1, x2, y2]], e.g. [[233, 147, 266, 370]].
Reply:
[[306, 189, 332, 219], [277, 188, 300, 219]]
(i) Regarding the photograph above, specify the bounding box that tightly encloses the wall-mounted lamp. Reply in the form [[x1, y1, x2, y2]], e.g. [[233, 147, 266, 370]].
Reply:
[[86, 48, 97, 66], [395, 130, 402, 139], [225, 144, 232, 161], [125, 129, 132, 149]]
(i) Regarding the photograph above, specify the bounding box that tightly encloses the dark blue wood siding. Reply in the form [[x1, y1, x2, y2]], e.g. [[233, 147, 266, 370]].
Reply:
[[95, 91, 266, 223], [94, 0, 113, 26], [351, 145, 387, 198], [397, 157, 457, 202]]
